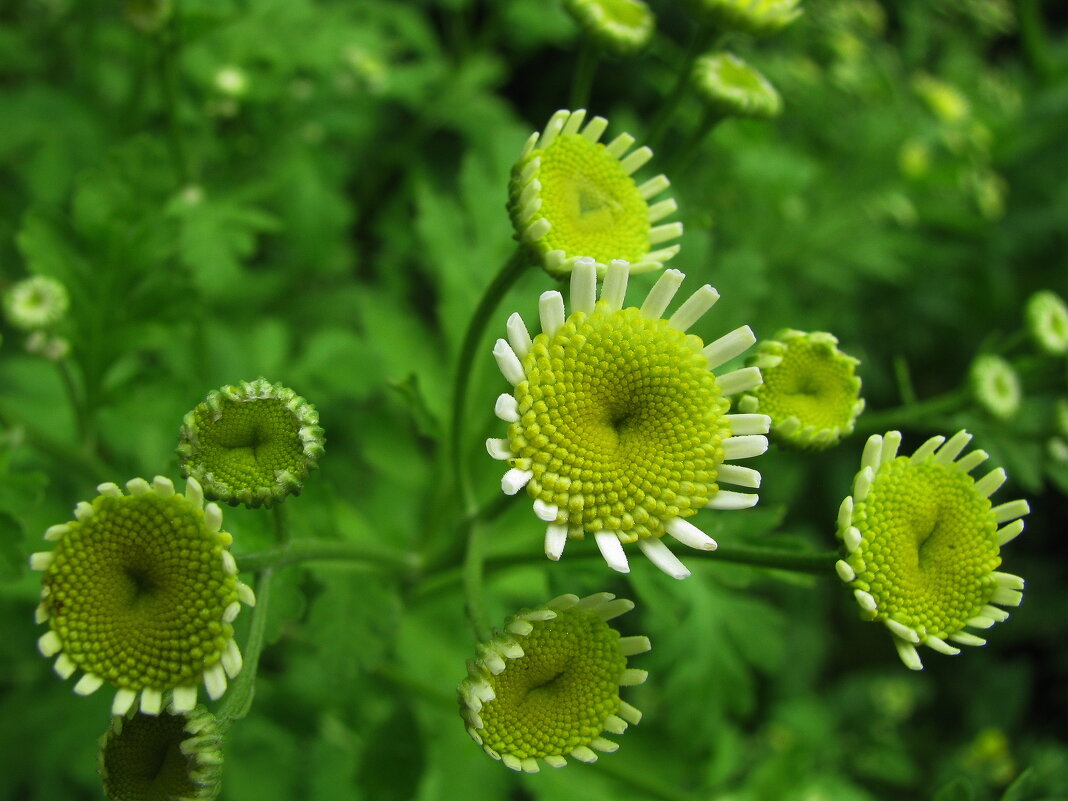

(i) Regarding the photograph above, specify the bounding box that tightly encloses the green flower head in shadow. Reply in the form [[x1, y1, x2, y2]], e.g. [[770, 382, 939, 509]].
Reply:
[[99, 705, 223, 801]]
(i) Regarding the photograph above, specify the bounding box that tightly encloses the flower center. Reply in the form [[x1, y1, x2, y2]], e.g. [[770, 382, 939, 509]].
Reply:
[[757, 339, 858, 430], [509, 304, 730, 541], [478, 608, 625, 760], [536, 134, 649, 264], [192, 398, 305, 490], [849, 459, 1001, 638], [42, 493, 237, 689]]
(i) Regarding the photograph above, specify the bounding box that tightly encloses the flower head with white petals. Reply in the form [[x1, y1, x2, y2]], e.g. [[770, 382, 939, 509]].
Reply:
[[488, 259, 770, 579], [458, 592, 649, 772], [835, 430, 1028, 670], [508, 109, 682, 277], [30, 476, 255, 716]]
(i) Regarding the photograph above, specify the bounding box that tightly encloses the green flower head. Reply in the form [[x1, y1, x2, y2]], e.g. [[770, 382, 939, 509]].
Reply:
[[692, 52, 783, 120], [969, 354, 1021, 421], [737, 329, 864, 449], [685, 0, 803, 37], [835, 431, 1028, 670], [100, 705, 223, 801], [508, 109, 682, 277], [458, 592, 649, 772], [563, 0, 656, 56], [30, 476, 256, 715], [1025, 290, 1068, 356], [488, 259, 770, 579], [123, 0, 173, 33], [178, 378, 325, 508], [3, 275, 69, 331]]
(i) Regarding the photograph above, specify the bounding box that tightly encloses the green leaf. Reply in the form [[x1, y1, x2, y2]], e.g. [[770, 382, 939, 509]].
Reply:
[[305, 569, 401, 692], [0, 512, 26, 581], [358, 700, 425, 801], [387, 373, 442, 441], [935, 778, 976, 801]]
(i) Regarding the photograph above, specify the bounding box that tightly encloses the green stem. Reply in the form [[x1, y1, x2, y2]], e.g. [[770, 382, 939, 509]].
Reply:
[[156, 12, 192, 184], [1018, 0, 1053, 80], [591, 759, 703, 801], [423, 491, 513, 576], [447, 250, 528, 641], [646, 23, 714, 149], [414, 543, 838, 602], [462, 517, 492, 641], [271, 503, 289, 545], [235, 540, 419, 575], [0, 404, 110, 483], [218, 568, 273, 726], [56, 357, 94, 456], [855, 389, 969, 435], [447, 250, 527, 485], [891, 355, 917, 406], [665, 106, 723, 176], [569, 46, 600, 110]]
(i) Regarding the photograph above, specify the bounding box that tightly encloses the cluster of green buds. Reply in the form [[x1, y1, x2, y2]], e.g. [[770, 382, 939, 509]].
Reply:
[[3, 275, 72, 361]]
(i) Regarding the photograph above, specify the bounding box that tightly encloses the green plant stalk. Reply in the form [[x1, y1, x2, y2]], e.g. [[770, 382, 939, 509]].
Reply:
[[56, 357, 95, 457], [413, 543, 839, 602], [156, 16, 192, 184], [217, 568, 273, 727], [855, 389, 969, 435], [646, 23, 715, 149], [447, 251, 528, 640], [569, 45, 600, 110], [665, 106, 723, 176], [236, 540, 419, 574], [271, 503, 289, 545]]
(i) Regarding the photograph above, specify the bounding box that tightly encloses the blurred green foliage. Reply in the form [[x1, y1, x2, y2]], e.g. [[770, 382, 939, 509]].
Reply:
[[0, 0, 1066, 799]]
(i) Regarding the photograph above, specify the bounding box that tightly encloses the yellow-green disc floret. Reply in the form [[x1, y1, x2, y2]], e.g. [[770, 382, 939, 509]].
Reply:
[[99, 705, 223, 801], [835, 431, 1028, 670], [31, 477, 255, 715], [458, 593, 649, 772], [536, 134, 650, 265], [489, 260, 770, 578], [739, 329, 864, 449], [177, 378, 325, 508], [510, 305, 730, 539], [508, 109, 682, 277]]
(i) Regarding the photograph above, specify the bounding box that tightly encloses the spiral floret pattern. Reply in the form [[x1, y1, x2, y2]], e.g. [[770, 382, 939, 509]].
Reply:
[[835, 430, 1028, 670], [508, 109, 682, 277], [30, 476, 255, 715], [488, 259, 770, 579], [177, 378, 325, 508], [458, 592, 649, 772]]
